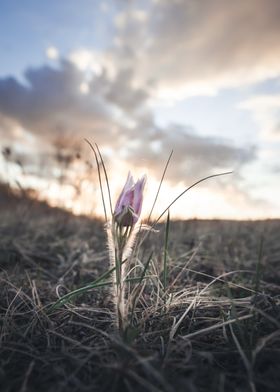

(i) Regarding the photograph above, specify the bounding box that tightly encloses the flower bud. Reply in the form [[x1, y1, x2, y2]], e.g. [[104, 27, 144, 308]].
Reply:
[[114, 172, 146, 227]]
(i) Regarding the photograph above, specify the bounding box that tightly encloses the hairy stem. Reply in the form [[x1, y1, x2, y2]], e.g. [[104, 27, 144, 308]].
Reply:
[[108, 221, 133, 335]]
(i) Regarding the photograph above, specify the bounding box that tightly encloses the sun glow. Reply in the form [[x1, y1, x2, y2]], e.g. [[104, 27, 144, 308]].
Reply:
[[1, 151, 277, 221], [28, 174, 278, 220]]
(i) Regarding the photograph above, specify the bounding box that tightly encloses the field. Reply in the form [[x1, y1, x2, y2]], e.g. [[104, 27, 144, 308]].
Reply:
[[0, 184, 279, 392]]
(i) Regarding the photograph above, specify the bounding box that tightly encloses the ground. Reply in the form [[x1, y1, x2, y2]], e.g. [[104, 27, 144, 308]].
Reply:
[[0, 184, 279, 392]]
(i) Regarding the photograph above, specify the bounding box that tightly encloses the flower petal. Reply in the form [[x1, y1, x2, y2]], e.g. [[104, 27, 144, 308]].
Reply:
[[114, 172, 146, 226], [114, 171, 134, 214], [132, 175, 146, 216]]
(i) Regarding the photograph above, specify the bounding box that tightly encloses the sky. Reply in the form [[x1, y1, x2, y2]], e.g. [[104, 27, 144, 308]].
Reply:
[[0, 0, 280, 220]]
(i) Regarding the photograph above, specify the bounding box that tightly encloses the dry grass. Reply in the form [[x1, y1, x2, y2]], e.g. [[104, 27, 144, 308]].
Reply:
[[0, 184, 279, 392]]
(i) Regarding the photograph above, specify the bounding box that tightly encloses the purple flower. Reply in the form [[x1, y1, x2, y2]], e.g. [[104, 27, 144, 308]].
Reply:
[[114, 172, 146, 227]]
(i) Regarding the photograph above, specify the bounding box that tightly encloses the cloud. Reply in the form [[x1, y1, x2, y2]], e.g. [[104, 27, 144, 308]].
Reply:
[[123, 123, 255, 183], [0, 61, 124, 145], [0, 60, 254, 186], [111, 0, 280, 99], [239, 94, 280, 139], [46, 46, 59, 60]]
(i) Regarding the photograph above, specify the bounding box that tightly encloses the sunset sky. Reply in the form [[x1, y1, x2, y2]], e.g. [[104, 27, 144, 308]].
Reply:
[[0, 0, 280, 220]]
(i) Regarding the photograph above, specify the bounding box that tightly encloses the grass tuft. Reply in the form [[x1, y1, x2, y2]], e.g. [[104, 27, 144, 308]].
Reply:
[[0, 183, 279, 391]]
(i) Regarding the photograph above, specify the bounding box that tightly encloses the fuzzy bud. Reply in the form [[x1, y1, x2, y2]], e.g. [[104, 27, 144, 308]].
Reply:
[[114, 172, 146, 227]]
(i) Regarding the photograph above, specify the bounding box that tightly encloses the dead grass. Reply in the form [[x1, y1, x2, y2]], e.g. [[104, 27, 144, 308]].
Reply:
[[0, 184, 279, 392]]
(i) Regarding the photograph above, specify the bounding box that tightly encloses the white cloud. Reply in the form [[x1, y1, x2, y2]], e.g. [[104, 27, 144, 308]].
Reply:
[[46, 46, 59, 60], [115, 9, 148, 30], [110, 0, 280, 101], [100, 2, 110, 13], [69, 49, 104, 76], [79, 82, 90, 94], [239, 94, 280, 139], [0, 60, 254, 186]]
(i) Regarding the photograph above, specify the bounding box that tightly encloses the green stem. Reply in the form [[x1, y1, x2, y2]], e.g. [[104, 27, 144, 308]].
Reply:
[[163, 210, 170, 292]]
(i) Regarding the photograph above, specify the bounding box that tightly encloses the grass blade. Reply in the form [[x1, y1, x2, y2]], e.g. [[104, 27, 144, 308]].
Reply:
[[163, 210, 170, 292], [50, 259, 127, 311], [84, 138, 108, 222], [147, 150, 173, 223], [95, 142, 113, 215], [153, 171, 233, 227]]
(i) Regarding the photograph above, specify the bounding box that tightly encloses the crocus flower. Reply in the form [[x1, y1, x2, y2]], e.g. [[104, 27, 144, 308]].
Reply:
[[114, 172, 146, 227]]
